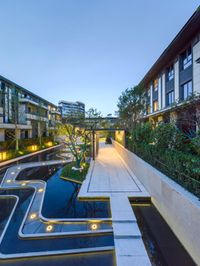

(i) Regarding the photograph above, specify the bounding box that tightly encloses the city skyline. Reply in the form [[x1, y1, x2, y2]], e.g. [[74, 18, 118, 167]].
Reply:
[[0, 0, 198, 115]]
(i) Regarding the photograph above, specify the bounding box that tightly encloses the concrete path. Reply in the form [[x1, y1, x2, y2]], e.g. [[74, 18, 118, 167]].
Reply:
[[79, 144, 149, 198], [79, 143, 151, 266]]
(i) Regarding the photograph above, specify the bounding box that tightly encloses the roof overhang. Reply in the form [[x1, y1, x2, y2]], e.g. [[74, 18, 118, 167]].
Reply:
[[139, 6, 200, 88]]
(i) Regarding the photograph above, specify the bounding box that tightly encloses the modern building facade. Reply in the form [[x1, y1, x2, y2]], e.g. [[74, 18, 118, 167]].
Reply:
[[0, 75, 61, 142], [58, 100, 85, 118], [140, 7, 200, 133]]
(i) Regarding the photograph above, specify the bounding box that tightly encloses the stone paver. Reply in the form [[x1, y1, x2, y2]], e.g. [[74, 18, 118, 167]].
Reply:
[[79, 144, 149, 198], [78, 143, 151, 266]]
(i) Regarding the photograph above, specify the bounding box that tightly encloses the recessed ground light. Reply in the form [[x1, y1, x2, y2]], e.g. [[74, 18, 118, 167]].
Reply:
[[90, 223, 98, 230], [38, 188, 44, 193], [6, 179, 11, 183], [46, 225, 53, 232], [11, 172, 15, 175], [21, 182, 26, 186], [17, 167, 21, 170], [30, 213, 37, 219]]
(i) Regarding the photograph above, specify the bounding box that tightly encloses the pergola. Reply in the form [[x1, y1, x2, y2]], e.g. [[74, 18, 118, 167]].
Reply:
[[91, 128, 125, 160]]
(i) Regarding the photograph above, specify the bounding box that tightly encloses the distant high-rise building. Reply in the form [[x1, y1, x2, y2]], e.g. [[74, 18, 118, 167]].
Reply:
[[58, 101, 85, 118]]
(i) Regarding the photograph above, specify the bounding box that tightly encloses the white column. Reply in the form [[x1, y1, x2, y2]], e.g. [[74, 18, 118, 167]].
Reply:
[[150, 84, 153, 113], [158, 76, 162, 110], [0, 129, 5, 141], [193, 40, 200, 95], [174, 59, 179, 101], [28, 129, 32, 138], [162, 73, 166, 109]]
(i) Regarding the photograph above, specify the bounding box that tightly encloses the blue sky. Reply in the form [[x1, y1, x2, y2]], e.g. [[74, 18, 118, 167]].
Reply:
[[0, 0, 199, 115]]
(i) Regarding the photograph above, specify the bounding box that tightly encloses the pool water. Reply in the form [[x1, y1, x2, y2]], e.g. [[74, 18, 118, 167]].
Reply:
[[0, 250, 116, 266], [0, 147, 115, 265], [17, 165, 111, 219], [0, 188, 114, 256], [131, 202, 195, 266], [0, 146, 63, 182]]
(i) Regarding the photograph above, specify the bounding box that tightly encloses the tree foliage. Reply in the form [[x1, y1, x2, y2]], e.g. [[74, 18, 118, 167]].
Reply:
[[117, 85, 145, 129], [56, 107, 102, 168]]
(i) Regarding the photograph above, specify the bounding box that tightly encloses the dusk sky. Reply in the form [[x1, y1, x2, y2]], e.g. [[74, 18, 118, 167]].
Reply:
[[0, 0, 199, 116]]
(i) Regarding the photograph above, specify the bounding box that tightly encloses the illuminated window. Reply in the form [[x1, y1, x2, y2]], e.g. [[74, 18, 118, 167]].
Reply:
[[153, 101, 158, 112], [153, 79, 158, 91]]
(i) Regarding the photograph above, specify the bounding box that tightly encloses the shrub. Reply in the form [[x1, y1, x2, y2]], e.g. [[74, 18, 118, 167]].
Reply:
[[61, 161, 90, 183], [131, 122, 152, 149], [129, 122, 200, 198], [190, 133, 200, 156], [152, 123, 186, 151]]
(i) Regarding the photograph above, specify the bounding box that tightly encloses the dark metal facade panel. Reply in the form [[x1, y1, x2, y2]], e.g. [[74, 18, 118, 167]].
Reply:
[[153, 90, 158, 101], [179, 66, 193, 85], [165, 79, 174, 93]]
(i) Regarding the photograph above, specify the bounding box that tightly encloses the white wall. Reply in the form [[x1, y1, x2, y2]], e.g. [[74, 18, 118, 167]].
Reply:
[[193, 40, 200, 94], [112, 140, 200, 265], [150, 84, 153, 113], [158, 76, 162, 110], [174, 59, 179, 101], [161, 73, 166, 109]]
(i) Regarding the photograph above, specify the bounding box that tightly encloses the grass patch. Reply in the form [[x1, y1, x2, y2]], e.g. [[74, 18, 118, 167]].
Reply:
[[61, 161, 90, 183]]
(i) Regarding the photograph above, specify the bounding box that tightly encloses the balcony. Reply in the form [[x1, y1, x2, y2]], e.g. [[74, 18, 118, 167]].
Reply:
[[50, 109, 61, 115], [25, 112, 48, 122], [19, 98, 48, 110]]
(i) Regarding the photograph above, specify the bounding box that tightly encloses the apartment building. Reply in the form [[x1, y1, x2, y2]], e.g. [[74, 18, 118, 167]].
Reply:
[[140, 7, 200, 133], [58, 100, 85, 118], [0, 75, 61, 141]]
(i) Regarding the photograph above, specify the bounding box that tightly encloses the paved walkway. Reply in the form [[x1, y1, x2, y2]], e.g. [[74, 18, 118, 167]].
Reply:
[[79, 143, 151, 266], [79, 143, 149, 198]]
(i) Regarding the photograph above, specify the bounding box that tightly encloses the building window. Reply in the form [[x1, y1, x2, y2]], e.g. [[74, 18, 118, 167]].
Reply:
[[166, 90, 174, 106], [167, 65, 174, 81], [147, 105, 151, 114], [182, 47, 192, 70], [153, 79, 158, 91], [153, 101, 158, 112], [181, 80, 192, 100]]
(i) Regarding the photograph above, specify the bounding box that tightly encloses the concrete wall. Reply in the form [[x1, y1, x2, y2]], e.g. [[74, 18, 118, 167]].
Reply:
[[150, 84, 153, 113], [161, 73, 166, 109], [174, 59, 179, 101], [193, 40, 200, 94], [112, 140, 200, 265], [158, 76, 162, 110], [115, 130, 125, 147]]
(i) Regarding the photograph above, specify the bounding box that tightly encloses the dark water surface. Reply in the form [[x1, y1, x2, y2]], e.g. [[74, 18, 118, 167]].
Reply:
[[132, 203, 196, 266], [0, 251, 116, 266], [17, 165, 111, 219], [0, 147, 114, 265], [0, 146, 62, 182], [0, 188, 114, 256]]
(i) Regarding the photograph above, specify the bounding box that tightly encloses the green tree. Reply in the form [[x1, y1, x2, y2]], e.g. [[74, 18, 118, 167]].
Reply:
[[56, 107, 102, 167], [117, 85, 145, 130]]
